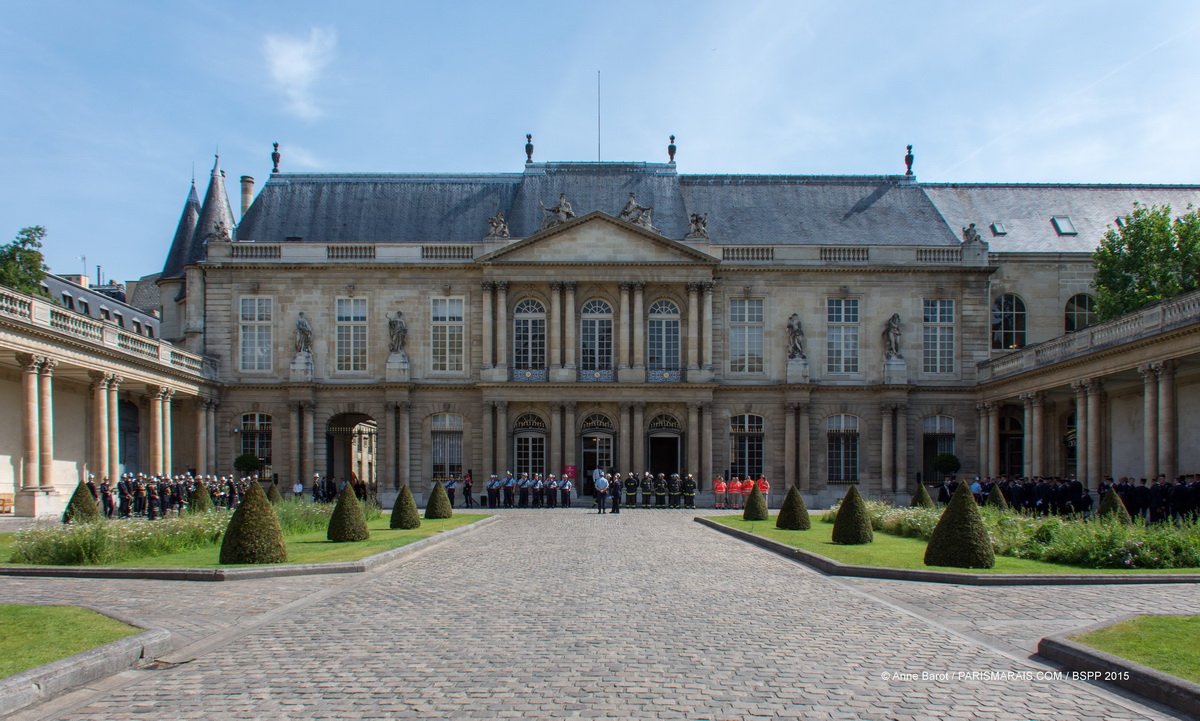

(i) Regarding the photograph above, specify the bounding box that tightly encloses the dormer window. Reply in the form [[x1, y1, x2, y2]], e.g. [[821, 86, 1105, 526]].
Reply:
[[990, 222, 1007, 236], [1051, 216, 1077, 235], [114, 312, 124, 328], [100, 307, 111, 321], [61, 292, 74, 310], [78, 300, 89, 314]]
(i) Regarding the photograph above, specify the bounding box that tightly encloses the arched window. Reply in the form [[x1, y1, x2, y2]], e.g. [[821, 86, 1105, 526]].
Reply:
[[431, 413, 463, 485], [512, 413, 547, 478], [240, 413, 272, 477], [827, 414, 859, 483], [921, 415, 955, 483], [1065, 294, 1097, 332], [991, 294, 1027, 349], [513, 299, 546, 380], [730, 414, 764, 479], [647, 299, 681, 382], [579, 299, 613, 381]]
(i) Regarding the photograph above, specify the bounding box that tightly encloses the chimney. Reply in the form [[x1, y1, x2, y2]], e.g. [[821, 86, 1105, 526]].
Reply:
[[240, 175, 254, 217]]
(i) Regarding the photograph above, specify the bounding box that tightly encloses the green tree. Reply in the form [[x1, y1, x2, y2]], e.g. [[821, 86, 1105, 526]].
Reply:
[[1097, 488, 1133, 525], [62, 481, 101, 524], [831, 486, 873, 545], [775, 486, 811, 530], [425, 480, 453, 519], [931, 453, 960, 479], [0, 226, 49, 296], [924, 481, 995, 569], [910, 483, 935, 509], [1092, 203, 1200, 320], [219, 481, 288, 564], [742, 484, 768, 521], [327, 482, 370, 542], [233, 454, 262, 477], [390, 484, 422, 530]]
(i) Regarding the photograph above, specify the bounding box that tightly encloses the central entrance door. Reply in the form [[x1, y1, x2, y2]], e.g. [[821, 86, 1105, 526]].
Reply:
[[648, 435, 680, 476]]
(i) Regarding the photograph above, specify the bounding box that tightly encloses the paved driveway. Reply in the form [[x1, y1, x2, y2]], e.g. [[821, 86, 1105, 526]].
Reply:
[[4, 509, 1195, 720]]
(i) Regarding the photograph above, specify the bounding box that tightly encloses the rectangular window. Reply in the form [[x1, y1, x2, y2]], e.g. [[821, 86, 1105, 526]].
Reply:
[[922, 299, 955, 373], [239, 297, 273, 371], [826, 298, 859, 373], [431, 431, 463, 483], [336, 298, 368, 371], [729, 298, 764, 373], [828, 432, 859, 482], [514, 435, 546, 478], [78, 300, 89, 315], [430, 298, 464, 371]]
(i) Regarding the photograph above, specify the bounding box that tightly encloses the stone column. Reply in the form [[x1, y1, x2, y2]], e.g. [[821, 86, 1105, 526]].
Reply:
[[702, 403, 714, 486], [90, 372, 109, 479], [302, 401, 315, 483], [289, 402, 301, 486], [1021, 394, 1033, 479], [687, 282, 701, 371], [798, 404, 811, 491], [481, 281, 494, 369], [632, 282, 646, 371], [881, 404, 894, 492], [381, 403, 395, 490], [701, 282, 714, 369], [481, 402, 494, 479], [976, 403, 989, 476], [38, 359, 57, 490], [1087, 379, 1104, 490], [617, 282, 631, 369], [207, 400, 218, 476], [987, 403, 1001, 479], [1072, 381, 1088, 482], [495, 282, 509, 370], [17, 353, 41, 491], [550, 402, 563, 476], [195, 399, 208, 479], [162, 389, 174, 476], [1031, 392, 1045, 478], [1139, 364, 1159, 480], [632, 402, 645, 473], [1157, 360, 1176, 482], [108, 376, 122, 481], [563, 282, 577, 371], [784, 403, 797, 489], [495, 401, 508, 476], [564, 402, 577, 477], [619, 402, 633, 471], [549, 282, 563, 370], [687, 402, 700, 477], [895, 404, 908, 494], [398, 402, 412, 487], [147, 385, 163, 476]]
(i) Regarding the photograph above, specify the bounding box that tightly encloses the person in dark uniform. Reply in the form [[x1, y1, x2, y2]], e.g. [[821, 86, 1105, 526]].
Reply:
[[532, 473, 544, 508], [654, 473, 668, 509], [545, 475, 558, 509], [624, 473, 639, 508], [640, 472, 654, 508], [503, 472, 516, 508], [610, 474, 621, 514], [445, 476, 458, 507], [463, 471, 474, 508], [560, 476, 573, 507], [682, 474, 697, 509], [117, 477, 132, 518], [667, 473, 682, 508]]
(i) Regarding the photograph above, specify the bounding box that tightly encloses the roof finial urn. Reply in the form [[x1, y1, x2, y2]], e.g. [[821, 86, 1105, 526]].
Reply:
[[904, 144, 914, 176], [668, 135, 676, 164], [271, 142, 281, 173], [525, 134, 534, 164]]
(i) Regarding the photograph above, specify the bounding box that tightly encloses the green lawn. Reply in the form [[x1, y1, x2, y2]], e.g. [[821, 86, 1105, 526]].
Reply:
[[1073, 616, 1200, 684], [709, 516, 1200, 575], [0, 604, 140, 678]]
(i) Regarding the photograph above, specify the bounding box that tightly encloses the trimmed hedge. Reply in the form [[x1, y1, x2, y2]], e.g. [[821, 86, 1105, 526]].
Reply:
[[425, 480, 453, 520], [986, 484, 1010, 511], [910, 483, 935, 509], [924, 480, 995, 569], [62, 481, 101, 524], [187, 480, 214, 514], [327, 482, 370, 542], [1098, 489, 1133, 525], [743, 484, 768, 521], [831, 486, 873, 544], [219, 481, 287, 564], [390, 485, 422, 529], [775, 486, 811, 530], [267, 481, 283, 504]]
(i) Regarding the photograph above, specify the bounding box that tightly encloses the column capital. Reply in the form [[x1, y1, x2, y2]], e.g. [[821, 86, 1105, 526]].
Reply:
[[562, 281, 576, 292], [563, 401, 577, 413], [632, 281, 646, 292], [1070, 379, 1090, 394], [1153, 359, 1175, 376], [700, 281, 715, 293], [976, 401, 989, 412], [618, 401, 633, 412], [15, 352, 44, 371], [89, 370, 110, 389], [700, 401, 714, 414], [786, 401, 801, 412], [550, 281, 563, 291], [38, 357, 58, 374], [481, 280, 496, 291], [1138, 363, 1159, 380], [687, 281, 704, 293], [300, 400, 316, 412], [687, 401, 702, 412], [495, 280, 509, 292], [618, 281, 633, 292], [881, 403, 898, 413], [494, 400, 508, 412], [632, 401, 645, 412], [895, 403, 908, 414], [1030, 390, 1045, 406], [1086, 378, 1105, 395], [987, 402, 1001, 416], [550, 401, 564, 411]]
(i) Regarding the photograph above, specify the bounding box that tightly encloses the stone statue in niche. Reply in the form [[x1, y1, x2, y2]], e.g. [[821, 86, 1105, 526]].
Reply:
[[539, 194, 576, 230], [787, 313, 806, 360], [388, 311, 408, 354], [486, 212, 510, 238], [685, 212, 709, 239], [295, 312, 313, 354], [884, 313, 903, 359]]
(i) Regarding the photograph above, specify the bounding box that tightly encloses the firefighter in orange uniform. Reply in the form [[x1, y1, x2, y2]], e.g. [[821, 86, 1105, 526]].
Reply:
[[728, 476, 742, 509], [741, 475, 754, 507], [713, 476, 727, 509], [757, 474, 770, 509]]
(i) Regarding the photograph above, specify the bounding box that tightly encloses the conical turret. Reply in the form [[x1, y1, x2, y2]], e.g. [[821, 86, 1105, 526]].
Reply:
[[159, 182, 202, 280], [191, 155, 236, 252]]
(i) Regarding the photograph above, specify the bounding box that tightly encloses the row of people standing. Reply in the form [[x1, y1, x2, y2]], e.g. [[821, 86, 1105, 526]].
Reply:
[[711, 476, 770, 510], [484, 472, 573, 508], [83, 472, 256, 519]]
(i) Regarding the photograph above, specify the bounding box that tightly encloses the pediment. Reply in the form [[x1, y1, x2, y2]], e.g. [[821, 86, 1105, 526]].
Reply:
[[476, 212, 718, 265]]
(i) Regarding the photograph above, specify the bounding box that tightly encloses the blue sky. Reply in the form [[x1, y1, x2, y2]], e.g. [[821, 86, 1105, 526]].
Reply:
[[3, 0, 1200, 285]]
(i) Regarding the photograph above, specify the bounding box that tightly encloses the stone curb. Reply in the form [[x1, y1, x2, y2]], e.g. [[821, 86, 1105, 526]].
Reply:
[[0, 515, 497, 582], [695, 516, 1200, 586], [1038, 615, 1200, 718], [0, 606, 174, 718]]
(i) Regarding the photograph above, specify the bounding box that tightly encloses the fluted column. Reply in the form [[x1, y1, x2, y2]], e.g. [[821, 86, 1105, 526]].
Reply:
[[987, 403, 1001, 478], [549, 282, 563, 370], [1021, 394, 1033, 479], [976, 403, 989, 476], [289, 402, 301, 485], [206, 400, 218, 475], [38, 359, 57, 490], [617, 282, 631, 369], [481, 281, 495, 369], [701, 403, 714, 488], [564, 402, 577, 477], [881, 404, 894, 492], [495, 281, 509, 370], [632, 281, 646, 370], [495, 401, 508, 476], [1031, 392, 1045, 477], [686, 282, 700, 371], [398, 402, 411, 487], [1157, 360, 1176, 481], [108, 376, 122, 481], [798, 404, 811, 491], [162, 389, 174, 476], [481, 402, 494, 479], [619, 402, 633, 471], [195, 399, 208, 478], [784, 403, 797, 489], [1072, 381, 1088, 482], [17, 354, 41, 491], [563, 282, 577, 370], [302, 401, 316, 483], [895, 404, 908, 493], [1139, 364, 1159, 480], [687, 402, 700, 477], [701, 282, 714, 370], [632, 402, 645, 473], [90, 372, 109, 480], [1086, 379, 1103, 490], [550, 401, 563, 476]]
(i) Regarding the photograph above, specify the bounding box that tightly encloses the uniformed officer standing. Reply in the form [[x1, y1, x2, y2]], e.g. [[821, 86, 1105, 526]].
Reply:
[[546, 475, 558, 509], [503, 471, 516, 508], [445, 476, 458, 507], [532, 473, 544, 508], [487, 474, 500, 508], [654, 473, 668, 509], [624, 473, 639, 508], [713, 476, 726, 509], [682, 474, 697, 509], [560, 476, 573, 507], [667, 473, 682, 508], [517, 473, 530, 508], [610, 474, 621, 514], [640, 472, 654, 508]]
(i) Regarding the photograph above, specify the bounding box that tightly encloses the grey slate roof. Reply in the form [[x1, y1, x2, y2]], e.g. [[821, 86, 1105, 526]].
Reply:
[[42, 274, 159, 332], [159, 183, 201, 279]]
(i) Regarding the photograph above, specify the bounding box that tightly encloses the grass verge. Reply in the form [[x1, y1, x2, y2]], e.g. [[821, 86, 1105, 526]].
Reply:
[[0, 604, 140, 678], [1073, 616, 1200, 684], [709, 515, 1200, 574]]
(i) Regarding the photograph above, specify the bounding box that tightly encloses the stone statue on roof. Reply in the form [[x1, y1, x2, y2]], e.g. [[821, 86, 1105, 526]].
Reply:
[[962, 223, 982, 245], [295, 312, 313, 354], [685, 212, 709, 239], [787, 313, 806, 360], [486, 212, 510, 239], [884, 313, 903, 359], [539, 194, 575, 230], [618, 193, 658, 232]]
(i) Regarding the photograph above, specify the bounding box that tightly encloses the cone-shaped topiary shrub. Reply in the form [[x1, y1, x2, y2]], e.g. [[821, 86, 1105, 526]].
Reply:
[[327, 482, 370, 542], [910, 483, 935, 509], [924, 480, 995, 568], [1097, 489, 1133, 525], [986, 484, 1010, 510], [775, 486, 811, 530], [425, 480, 453, 519], [831, 485, 873, 544], [62, 481, 101, 524], [390, 484, 421, 530], [219, 480, 287, 564], [187, 480, 214, 514], [743, 484, 768, 521], [267, 481, 283, 504]]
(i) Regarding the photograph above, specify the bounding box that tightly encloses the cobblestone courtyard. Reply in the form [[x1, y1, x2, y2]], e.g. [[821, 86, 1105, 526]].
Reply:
[[4, 510, 1198, 720]]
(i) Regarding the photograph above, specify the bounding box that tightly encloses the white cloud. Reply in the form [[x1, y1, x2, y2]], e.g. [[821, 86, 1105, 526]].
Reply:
[[263, 27, 337, 120]]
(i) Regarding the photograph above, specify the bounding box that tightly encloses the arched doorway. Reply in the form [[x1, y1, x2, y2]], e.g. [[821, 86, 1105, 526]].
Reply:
[[326, 413, 377, 491], [647, 413, 682, 476], [999, 415, 1024, 477], [579, 413, 615, 495]]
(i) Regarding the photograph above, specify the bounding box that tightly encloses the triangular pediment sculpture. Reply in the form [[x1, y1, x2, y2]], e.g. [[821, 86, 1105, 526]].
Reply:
[[476, 211, 718, 265]]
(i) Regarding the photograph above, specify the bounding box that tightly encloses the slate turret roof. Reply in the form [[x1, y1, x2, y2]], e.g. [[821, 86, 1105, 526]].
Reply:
[[159, 182, 201, 280]]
